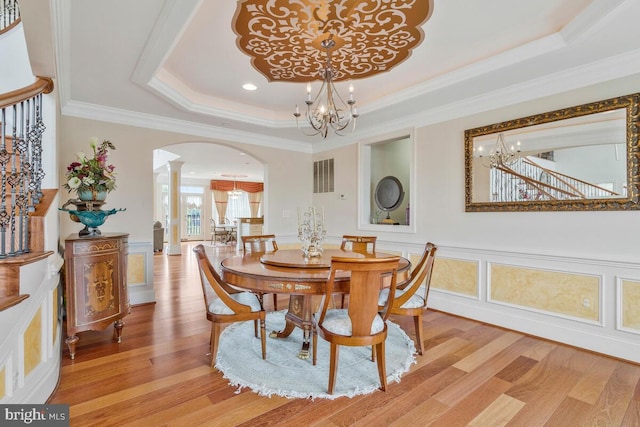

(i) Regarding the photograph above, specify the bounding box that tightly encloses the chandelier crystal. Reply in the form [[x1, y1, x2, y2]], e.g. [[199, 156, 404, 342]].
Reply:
[[479, 133, 521, 168], [293, 38, 359, 138]]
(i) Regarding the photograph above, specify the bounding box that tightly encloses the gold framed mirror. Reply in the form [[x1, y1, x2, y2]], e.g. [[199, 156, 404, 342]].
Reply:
[[464, 92, 640, 212]]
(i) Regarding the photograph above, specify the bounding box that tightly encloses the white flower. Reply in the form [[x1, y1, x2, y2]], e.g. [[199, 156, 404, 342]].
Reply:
[[68, 177, 81, 189], [88, 137, 99, 150], [76, 151, 86, 160], [82, 177, 95, 185]]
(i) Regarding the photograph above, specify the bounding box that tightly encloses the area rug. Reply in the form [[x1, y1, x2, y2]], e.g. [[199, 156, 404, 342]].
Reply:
[[215, 311, 416, 400]]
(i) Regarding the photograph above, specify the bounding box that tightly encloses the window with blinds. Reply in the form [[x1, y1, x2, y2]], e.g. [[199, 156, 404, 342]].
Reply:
[[314, 158, 334, 193]]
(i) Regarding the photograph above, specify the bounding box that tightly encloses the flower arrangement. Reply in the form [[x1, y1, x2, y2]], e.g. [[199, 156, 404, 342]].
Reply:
[[64, 138, 117, 195]]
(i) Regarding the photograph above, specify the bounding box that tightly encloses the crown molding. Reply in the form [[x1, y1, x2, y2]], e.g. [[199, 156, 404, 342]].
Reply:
[[130, 0, 202, 88], [52, 0, 71, 110], [312, 47, 640, 153], [149, 69, 289, 126], [62, 43, 640, 157], [61, 100, 312, 153], [560, 0, 628, 44]]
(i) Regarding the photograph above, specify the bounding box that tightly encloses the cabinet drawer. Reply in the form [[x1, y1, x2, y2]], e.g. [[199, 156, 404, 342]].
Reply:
[[72, 238, 123, 255]]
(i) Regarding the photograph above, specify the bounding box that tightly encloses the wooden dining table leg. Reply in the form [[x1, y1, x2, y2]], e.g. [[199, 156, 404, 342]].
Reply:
[[268, 294, 318, 359]]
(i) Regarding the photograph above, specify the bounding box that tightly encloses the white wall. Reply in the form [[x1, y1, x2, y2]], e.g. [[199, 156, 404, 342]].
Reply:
[[312, 144, 358, 238], [554, 144, 627, 194], [58, 116, 313, 243], [0, 25, 34, 92]]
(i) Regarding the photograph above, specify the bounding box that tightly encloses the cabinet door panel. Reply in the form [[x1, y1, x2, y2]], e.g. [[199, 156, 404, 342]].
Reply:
[[72, 252, 122, 326]]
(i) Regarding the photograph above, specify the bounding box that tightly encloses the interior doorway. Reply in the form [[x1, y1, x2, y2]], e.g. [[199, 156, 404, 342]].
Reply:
[[181, 188, 204, 240]]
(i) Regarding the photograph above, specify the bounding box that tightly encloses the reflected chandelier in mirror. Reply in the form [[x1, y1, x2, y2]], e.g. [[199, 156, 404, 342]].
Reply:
[[465, 92, 640, 212]]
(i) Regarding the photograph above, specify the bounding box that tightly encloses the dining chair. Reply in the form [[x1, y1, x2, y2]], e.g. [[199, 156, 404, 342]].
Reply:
[[222, 218, 237, 244], [340, 235, 377, 254], [378, 242, 437, 355], [337, 235, 378, 307], [193, 244, 266, 368], [241, 234, 280, 310], [242, 234, 278, 253], [312, 256, 400, 394], [210, 219, 228, 244]]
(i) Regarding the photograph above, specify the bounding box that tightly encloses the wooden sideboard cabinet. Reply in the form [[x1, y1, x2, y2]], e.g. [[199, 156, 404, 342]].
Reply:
[[64, 232, 130, 359]]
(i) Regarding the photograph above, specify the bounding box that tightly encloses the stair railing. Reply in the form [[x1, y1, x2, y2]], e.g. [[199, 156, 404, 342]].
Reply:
[[0, 0, 20, 34], [493, 165, 581, 202], [490, 156, 620, 202], [0, 77, 54, 258], [522, 157, 619, 198]]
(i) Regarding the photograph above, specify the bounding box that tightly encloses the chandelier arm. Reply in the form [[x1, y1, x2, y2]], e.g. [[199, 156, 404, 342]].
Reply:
[[308, 79, 329, 131], [327, 83, 355, 132], [295, 114, 323, 136]]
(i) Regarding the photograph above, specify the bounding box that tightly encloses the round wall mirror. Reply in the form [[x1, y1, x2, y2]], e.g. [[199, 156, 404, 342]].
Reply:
[[374, 176, 404, 222]]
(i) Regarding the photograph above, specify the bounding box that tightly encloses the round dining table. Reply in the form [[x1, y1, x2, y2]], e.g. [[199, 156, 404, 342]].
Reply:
[[220, 248, 410, 358]]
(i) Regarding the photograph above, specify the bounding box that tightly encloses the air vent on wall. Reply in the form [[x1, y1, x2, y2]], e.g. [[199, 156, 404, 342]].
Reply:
[[314, 159, 334, 193]]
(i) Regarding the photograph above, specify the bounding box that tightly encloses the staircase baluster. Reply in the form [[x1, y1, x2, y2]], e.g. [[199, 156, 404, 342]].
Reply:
[[0, 76, 53, 258], [0, 106, 6, 257]]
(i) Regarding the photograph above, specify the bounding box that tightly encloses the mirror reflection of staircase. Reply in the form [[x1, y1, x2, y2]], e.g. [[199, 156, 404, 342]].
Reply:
[[490, 157, 619, 202]]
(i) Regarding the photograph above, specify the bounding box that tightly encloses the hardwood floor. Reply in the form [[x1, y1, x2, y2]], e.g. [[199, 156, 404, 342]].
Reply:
[[49, 241, 640, 426]]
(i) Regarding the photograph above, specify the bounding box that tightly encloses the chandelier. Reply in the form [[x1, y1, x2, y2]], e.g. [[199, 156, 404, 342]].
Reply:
[[479, 133, 521, 168], [293, 38, 359, 138], [228, 179, 242, 200]]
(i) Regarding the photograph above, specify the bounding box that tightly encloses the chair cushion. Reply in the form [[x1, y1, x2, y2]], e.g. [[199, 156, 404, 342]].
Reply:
[[318, 309, 384, 336], [379, 286, 426, 309], [209, 291, 261, 315]]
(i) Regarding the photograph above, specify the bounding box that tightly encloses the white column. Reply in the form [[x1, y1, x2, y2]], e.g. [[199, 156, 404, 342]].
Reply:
[[166, 160, 184, 255]]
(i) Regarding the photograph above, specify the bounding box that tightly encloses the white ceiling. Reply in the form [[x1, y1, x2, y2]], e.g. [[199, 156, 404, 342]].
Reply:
[[47, 0, 640, 182]]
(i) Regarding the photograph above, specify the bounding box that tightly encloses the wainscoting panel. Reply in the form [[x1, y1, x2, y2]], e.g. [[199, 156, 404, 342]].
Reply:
[[422, 244, 640, 364], [127, 241, 156, 305], [271, 236, 640, 363], [489, 264, 601, 323], [0, 255, 62, 403], [619, 278, 640, 333], [431, 257, 479, 298], [23, 307, 42, 377]]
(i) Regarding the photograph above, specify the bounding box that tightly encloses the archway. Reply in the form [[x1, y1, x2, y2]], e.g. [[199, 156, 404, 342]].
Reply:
[[153, 142, 265, 243]]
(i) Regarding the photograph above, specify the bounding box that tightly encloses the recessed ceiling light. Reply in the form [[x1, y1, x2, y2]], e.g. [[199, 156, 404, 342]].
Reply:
[[242, 83, 257, 91]]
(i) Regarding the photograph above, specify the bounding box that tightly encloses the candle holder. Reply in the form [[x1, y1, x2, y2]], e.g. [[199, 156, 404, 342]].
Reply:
[[298, 206, 326, 258]]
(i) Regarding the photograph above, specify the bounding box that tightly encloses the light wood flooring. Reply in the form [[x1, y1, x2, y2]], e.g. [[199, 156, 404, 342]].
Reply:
[[49, 241, 640, 426]]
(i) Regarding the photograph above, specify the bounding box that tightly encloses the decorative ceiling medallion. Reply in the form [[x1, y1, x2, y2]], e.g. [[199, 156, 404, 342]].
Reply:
[[233, 0, 434, 82]]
